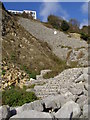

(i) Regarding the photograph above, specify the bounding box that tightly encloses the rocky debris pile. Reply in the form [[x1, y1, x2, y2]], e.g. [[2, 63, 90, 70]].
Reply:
[[1, 61, 29, 90], [19, 18, 88, 66], [0, 96, 88, 119], [34, 67, 88, 99], [0, 67, 89, 119], [67, 48, 88, 67]]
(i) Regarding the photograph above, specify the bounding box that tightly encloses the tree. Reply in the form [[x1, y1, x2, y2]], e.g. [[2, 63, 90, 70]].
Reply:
[[61, 20, 70, 31], [69, 18, 80, 27], [47, 15, 62, 29]]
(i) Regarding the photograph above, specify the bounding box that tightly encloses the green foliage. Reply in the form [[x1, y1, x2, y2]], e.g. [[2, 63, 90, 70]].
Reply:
[[2, 86, 37, 107], [22, 65, 37, 79], [2, 69, 6, 75], [80, 33, 89, 41], [61, 20, 70, 31], [47, 15, 61, 30]]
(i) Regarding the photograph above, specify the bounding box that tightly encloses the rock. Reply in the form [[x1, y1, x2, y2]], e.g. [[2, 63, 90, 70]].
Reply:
[[84, 83, 88, 91], [83, 105, 88, 118], [16, 100, 44, 114], [0, 105, 11, 120], [76, 95, 87, 108], [55, 101, 81, 118], [75, 74, 85, 83], [69, 87, 83, 96], [42, 95, 66, 110], [10, 110, 52, 118]]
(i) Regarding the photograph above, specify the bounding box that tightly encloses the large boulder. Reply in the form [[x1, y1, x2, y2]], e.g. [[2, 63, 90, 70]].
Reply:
[[10, 110, 52, 119], [42, 95, 66, 110], [0, 105, 11, 120], [15, 100, 44, 114], [55, 101, 81, 118]]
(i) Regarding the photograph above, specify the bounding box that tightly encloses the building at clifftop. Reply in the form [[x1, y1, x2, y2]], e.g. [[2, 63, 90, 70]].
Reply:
[[8, 10, 37, 19]]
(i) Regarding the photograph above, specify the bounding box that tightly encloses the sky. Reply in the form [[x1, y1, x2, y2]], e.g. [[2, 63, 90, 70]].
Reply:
[[3, 2, 88, 28]]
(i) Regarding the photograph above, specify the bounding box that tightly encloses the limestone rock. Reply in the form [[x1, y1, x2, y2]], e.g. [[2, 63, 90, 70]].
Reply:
[[0, 105, 11, 120], [83, 105, 88, 118], [10, 110, 52, 119], [55, 101, 81, 118], [15, 100, 44, 114]]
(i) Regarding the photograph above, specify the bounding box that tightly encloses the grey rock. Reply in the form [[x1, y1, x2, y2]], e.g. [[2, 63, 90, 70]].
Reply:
[[69, 87, 83, 96], [16, 100, 44, 114], [83, 105, 88, 118], [0, 105, 11, 120], [55, 101, 81, 118], [42, 95, 68, 110], [10, 110, 52, 119], [76, 95, 87, 108]]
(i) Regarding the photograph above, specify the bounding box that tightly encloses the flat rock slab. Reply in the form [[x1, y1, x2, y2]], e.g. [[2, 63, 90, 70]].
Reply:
[[10, 110, 52, 119]]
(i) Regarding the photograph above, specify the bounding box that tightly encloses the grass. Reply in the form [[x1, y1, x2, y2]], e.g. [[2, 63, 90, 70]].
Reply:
[[43, 60, 69, 79], [2, 86, 38, 107], [22, 65, 37, 79]]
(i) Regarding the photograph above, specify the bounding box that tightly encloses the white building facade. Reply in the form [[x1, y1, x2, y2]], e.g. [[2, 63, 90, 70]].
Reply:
[[8, 10, 37, 19]]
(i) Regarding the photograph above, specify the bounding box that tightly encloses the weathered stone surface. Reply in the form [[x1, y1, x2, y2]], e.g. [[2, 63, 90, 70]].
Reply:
[[15, 100, 44, 114], [76, 95, 87, 108], [0, 105, 11, 120], [55, 101, 81, 118], [10, 110, 52, 118], [83, 105, 88, 118]]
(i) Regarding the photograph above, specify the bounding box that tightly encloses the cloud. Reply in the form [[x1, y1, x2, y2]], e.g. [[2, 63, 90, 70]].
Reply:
[[39, 2, 69, 22], [81, 2, 88, 14], [80, 19, 88, 29]]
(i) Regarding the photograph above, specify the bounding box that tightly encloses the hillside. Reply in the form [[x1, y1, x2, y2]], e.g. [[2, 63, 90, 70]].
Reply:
[[2, 4, 68, 80], [19, 17, 88, 67]]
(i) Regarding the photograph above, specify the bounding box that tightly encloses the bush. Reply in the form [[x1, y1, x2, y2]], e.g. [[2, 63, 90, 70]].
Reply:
[[2, 86, 37, 107], [80, 33, 88, 41], [61, 20, 70, 31], [47, 15, 62, 29]]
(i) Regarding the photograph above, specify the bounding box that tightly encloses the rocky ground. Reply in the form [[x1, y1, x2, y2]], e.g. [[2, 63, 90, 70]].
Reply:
[[0, 3, 89, 119], [0, 67, 89, 119], [19, 18, 88, 67]]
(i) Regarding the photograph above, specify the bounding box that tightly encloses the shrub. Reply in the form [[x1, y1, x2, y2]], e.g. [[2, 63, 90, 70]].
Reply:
[[2, 86, 37, 107], [61, 20, 70, 31], [47, 15, 62, 29], [80, 33, 88, 41]]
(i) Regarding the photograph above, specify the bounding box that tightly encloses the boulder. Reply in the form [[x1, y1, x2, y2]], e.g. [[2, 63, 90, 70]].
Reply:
[[55, 101, 81, 118], [10, 110, 52, 119], [0, 105, 11, 120], [15, 100, 44, 114], [42, 95, 66, 110]]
